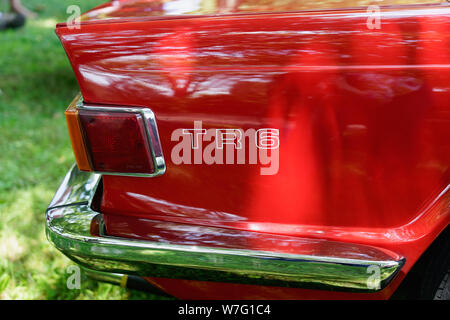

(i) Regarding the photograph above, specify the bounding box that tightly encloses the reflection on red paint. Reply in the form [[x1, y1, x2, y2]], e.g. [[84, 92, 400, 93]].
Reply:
[[153, 27, 195, 97], [56, 4, 450, 299]]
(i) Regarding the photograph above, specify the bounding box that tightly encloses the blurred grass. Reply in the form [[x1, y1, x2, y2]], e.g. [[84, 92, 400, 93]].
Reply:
[[0, 0, 162, 299]]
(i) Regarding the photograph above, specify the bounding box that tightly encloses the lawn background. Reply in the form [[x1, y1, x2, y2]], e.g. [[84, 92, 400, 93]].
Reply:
[[0, 0, 160, 299]]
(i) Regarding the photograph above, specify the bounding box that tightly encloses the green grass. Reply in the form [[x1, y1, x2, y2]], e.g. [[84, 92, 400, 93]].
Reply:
[[0, 0, 163, 300]]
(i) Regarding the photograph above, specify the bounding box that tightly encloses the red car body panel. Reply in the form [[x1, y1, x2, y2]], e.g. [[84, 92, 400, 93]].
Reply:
[[56, 1, 450, 299]]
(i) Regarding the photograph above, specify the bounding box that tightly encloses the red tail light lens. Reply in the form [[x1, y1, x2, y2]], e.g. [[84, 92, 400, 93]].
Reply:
[[78, 110, 155, 174], [65, 97, 165, 177]]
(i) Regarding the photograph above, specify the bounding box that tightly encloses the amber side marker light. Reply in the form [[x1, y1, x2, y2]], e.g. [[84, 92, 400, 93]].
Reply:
[[64, 95, 166, 177]]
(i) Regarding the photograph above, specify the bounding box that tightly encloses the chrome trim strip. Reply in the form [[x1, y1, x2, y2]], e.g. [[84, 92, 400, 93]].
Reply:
[[76, 97, 166, 177], [81, 267, 127, 287], [46, 165, 405, 292]]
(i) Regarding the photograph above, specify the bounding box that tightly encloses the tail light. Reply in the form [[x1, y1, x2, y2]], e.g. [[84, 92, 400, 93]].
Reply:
[[65, 95, 165, 177]]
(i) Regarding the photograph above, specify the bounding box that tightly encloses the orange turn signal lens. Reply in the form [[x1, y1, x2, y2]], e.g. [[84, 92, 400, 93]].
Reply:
[[65, 94, 92, 171]]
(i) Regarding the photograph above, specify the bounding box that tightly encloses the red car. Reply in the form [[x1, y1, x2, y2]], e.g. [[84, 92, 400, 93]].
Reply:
[[46, 0, 450, 299]]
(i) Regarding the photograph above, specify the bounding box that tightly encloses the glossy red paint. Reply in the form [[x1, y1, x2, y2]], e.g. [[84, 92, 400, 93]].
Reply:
[[77, 0, 441, 22], [56, 1, 450, 299]]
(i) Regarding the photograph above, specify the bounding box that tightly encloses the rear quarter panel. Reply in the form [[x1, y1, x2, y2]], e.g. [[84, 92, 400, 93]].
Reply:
[[56, 4, 450, 299]]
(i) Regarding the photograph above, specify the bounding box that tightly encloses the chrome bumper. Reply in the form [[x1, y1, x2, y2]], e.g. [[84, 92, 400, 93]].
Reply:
[[46, 165, 405, 292]]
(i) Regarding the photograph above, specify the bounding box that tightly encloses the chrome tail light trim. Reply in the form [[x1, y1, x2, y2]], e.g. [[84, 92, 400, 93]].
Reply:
[[76, 97, 166, 177]]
